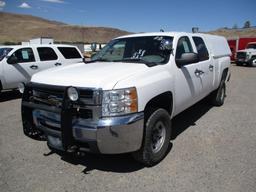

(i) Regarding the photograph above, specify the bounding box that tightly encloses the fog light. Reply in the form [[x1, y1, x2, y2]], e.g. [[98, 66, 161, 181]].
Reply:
[[18, 83, 25, 94], [67, 87, 79, 101]]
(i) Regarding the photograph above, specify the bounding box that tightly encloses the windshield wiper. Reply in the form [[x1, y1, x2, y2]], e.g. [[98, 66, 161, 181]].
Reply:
[[114, 58, 157, 67], [85, 58, 110, 63]]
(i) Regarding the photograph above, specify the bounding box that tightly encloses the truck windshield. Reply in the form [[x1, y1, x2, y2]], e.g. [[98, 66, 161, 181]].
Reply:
[[91, 36, 173, 66], [0, 48, 13, 61], [247, 44, 256, 49]]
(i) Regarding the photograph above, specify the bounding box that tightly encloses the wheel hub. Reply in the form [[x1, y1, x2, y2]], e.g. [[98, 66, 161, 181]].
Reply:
[[151, 121, 166, 153]]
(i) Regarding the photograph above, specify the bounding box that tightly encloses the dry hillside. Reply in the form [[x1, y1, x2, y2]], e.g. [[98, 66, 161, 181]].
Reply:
[[208, 27, 256, 39], [0, 12, 131, 44]]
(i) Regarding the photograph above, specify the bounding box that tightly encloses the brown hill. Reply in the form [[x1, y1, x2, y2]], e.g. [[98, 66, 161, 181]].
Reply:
[[208, 27, 256, 39], [0, 12, 131, 44]]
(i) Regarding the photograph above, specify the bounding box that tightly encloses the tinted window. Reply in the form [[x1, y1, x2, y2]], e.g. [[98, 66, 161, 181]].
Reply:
[[192, 37, 209, 61], [10, 48, 35, 63], [57, 47, 82, 59], [175, 36, 193, 60], [37, 47, 58, 61]]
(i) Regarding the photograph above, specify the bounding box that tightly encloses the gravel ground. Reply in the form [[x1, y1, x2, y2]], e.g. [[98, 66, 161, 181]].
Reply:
[[0, 65, 256, 192]]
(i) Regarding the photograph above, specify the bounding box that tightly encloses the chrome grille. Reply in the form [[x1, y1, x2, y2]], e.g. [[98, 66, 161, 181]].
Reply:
[[236, 52, 246, 59]]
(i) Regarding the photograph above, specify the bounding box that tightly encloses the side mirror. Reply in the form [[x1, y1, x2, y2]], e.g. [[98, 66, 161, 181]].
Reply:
[[7, 55, 18, 65], [176, 53, 199, 67]]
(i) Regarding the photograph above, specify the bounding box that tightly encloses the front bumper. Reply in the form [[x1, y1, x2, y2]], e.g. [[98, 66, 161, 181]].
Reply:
[[21, 84, 144, 154]]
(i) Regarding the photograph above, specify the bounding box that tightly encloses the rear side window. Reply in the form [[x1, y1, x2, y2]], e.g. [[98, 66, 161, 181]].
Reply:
[[57, 47, 82, 59], [175, 36, 193, 60], [11, 48, 35, 63], [37, 47, 58, 61], [192, 37, 209, 61]]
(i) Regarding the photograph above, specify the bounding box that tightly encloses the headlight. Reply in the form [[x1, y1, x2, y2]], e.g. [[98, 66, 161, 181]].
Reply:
[[102, 87, 138, 117], [246, 52, 251, 59], [18, 83, 25, 94], [67, 87, 79, 101]]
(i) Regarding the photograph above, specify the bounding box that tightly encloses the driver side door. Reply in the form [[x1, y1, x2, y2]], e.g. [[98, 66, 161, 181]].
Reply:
[[174, 36, 203, 115]]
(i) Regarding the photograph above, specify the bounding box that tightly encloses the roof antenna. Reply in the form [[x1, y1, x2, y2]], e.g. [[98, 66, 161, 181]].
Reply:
[[160, 29, 164, 32]]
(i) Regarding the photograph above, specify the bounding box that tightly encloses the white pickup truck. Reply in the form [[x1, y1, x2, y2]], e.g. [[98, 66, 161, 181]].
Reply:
[[0, 44, 83, 93], [21, 32, 231, 166], [236, 42, 256, 67]]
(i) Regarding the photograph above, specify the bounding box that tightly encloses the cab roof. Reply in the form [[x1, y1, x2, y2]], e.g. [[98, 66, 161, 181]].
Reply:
[[0, 44, 78, 48], [116, 31, 224, 39]]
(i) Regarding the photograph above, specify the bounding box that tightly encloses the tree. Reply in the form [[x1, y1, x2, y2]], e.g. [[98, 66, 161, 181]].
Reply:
[[243, 21, 251, 28]]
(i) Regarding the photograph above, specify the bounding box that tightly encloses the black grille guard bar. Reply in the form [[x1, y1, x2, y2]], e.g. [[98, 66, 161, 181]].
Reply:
[[22, 83, 78, 151]]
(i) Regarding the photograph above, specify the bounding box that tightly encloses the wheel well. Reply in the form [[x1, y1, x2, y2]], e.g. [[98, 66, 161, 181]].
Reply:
[[144, 92, 173, 118], [0, 80, 2, 91], [221, 68, 229, 81]]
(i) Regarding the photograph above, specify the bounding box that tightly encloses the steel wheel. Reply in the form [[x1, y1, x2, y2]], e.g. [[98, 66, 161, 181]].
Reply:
[[151, 121, 166, 153]]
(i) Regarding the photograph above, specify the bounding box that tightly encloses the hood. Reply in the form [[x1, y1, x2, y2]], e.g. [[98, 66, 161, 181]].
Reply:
[[31, 62, 149, 90], [237, 48, 256, 53]]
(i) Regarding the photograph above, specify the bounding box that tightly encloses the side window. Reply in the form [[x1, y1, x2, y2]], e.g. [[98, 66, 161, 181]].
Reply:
[[37, 47, 58, 61], [11, 48, 35, 63], [57, 47, 82, 59], [175, 36, 193, 60], [192, 37, 209, 61]]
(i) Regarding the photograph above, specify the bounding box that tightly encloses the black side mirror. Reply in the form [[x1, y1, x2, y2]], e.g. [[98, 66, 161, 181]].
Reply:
[[176, 53, 199, 67], [7, 55, 18, 65]]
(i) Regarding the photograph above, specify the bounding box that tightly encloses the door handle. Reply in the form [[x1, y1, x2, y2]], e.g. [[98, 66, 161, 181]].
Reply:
[[194, 69, 204, 76], [30, 65, 38, 70], [55, 62, 62, 66], [209, 65, 214, 71]]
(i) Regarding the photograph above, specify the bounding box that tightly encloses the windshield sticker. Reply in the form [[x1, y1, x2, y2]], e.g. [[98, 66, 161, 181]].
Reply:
[[154, 36, 164, 41], [160, 39, 172, 50], [132, 49, 146, 59]]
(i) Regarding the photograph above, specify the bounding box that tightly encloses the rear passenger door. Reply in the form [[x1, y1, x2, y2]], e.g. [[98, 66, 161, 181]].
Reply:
[[192, 36, 214, 96], [36, 47, 61, 71], [57, 47, 83, 66]]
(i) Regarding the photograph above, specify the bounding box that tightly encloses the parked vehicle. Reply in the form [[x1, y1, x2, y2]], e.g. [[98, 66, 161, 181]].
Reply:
[[21, 32, 231, 166], [235, 42, 256, 67], [228, 37, 256, 61], [0, 44, 83, 93]]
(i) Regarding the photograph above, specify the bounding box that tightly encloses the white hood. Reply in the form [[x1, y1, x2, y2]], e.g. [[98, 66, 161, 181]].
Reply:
[[31, 62, 149, 90], [238, 48, 256, 53]]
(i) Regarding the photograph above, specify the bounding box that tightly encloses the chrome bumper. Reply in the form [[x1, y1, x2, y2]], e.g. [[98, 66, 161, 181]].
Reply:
[[73, 113, 144, 154], [32, 110, 144, 154]]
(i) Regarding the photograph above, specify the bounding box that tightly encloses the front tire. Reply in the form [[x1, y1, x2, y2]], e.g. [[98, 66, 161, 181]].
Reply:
[[236, 61, 243, 66], [132, 108, 171, 166], [250, 57, 256, 67]]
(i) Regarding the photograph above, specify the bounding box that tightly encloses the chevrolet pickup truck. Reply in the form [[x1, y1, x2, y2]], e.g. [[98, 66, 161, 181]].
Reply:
[[236, 42, 256, 67], [21, 32, 231, 166]]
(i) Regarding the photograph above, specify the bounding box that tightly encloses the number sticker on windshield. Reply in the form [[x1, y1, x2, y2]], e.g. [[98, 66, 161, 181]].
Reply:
[[132, 49, 146, 59]]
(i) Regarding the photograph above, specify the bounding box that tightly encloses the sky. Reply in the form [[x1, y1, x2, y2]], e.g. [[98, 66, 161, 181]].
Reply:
[[0, 0, 255, 33]]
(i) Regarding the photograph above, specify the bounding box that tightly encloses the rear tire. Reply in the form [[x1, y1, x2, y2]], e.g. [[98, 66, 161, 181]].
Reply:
[[210, 80, 226, 106], [132, 108, 171, 166]]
